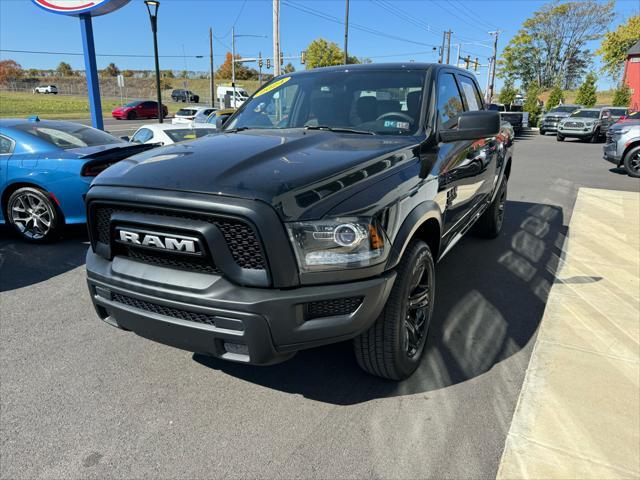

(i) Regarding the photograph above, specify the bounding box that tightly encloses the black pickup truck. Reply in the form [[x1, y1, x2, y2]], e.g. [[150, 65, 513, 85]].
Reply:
[[85, 64, 513, 380]]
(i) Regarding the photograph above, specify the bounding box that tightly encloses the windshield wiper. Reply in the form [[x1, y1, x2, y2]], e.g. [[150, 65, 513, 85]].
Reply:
[[304, 125, 375, 135], [224, 126, 251, 133]]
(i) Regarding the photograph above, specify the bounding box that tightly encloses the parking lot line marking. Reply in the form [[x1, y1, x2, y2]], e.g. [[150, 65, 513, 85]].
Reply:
[[496, 187, 640, 480]]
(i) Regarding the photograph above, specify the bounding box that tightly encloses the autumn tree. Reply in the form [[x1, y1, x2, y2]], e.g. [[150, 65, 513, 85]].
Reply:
[[574, 73, 598, 106], [283, 62, 296, 74], [215, 52, 253, 80], [0, 60, 23, 84], [498, 1, 613, 89], [103, 63, 120, 77], [597, 15, 640, 81], [56, 61, 73, 77]]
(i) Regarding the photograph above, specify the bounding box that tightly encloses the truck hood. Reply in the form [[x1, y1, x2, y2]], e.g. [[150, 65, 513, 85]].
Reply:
[[92, 129, 420, 220]]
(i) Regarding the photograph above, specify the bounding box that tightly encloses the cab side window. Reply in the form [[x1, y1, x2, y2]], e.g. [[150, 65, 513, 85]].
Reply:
[[437, 73, 464, 128], [0, 135, 14, 154], [132, 128, 153, 143], [458, 75, 484, 111]]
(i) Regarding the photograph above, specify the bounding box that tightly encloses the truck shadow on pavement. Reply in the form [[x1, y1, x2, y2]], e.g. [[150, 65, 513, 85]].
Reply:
[[196, 200, 567, 405], [0, 225, 89, 292]]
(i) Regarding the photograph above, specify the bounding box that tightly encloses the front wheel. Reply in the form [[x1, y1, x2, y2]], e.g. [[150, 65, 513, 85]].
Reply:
[[589, 129, 600, 143], [540, 129, 546, 135], [557, 135, 565, 142], [127, 111, 137, 120], [623, 146, 640, 178], [354, 239, 435, 380], [6, 187, 61, 242], [474, 177, 507, 238]]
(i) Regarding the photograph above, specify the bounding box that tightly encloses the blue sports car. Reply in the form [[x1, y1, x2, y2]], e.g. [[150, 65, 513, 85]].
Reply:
[[0, 117, 153, 242]]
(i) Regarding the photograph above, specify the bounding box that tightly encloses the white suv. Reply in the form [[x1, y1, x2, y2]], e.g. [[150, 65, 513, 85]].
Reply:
[[33, 85, 58, 94]]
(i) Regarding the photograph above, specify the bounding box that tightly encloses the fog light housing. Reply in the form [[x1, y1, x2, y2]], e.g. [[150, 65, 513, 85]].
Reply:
[[224, 342, 249, 355]]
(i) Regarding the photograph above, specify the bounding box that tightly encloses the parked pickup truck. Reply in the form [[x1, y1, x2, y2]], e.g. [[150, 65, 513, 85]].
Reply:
[[488, 103, 528, 133], [85, 63, 513, 380]]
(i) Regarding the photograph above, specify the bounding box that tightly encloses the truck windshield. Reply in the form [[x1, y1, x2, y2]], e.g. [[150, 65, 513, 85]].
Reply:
[[551, 106, 579, 113], [571, 110, 600, 118], [225, 70, 426, 135]]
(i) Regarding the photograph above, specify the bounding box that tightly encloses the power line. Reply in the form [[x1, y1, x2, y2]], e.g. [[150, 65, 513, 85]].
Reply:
[[449, 0, 498, 31], [218, 0, 248, 39], [430, 0, 488, 42], [1, 48, 215, 58], [281, 1, 439, 48], [370, 0, 440, 38]]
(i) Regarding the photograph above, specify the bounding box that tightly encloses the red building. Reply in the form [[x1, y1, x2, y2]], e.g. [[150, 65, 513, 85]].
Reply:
[[623, 40, 640, 111]]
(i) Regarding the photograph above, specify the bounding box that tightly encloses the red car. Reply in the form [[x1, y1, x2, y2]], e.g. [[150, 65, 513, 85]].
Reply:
[[112, 100, 168, 120]]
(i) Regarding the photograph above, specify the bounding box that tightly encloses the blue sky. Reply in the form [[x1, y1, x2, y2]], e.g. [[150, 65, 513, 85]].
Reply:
[[1, 0, 638, 91]]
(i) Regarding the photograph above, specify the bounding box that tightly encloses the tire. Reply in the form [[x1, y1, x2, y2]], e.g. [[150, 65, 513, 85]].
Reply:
[[354, 239, 435, 380], [540, 129, 546, 136], [589, 129, 600, 143], [557, 135, 565, 142], [474, 177, 507, 239], [127, 111, 137, 120], [623, 146, 640, 178], [6, 187, 61, 242]]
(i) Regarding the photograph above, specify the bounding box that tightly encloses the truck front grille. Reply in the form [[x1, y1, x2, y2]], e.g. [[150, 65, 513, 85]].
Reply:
[[563, 121, 584, 128], [112, 293, 217, 326], [305, 297, 363, 320], [91, 204, 266, 272]]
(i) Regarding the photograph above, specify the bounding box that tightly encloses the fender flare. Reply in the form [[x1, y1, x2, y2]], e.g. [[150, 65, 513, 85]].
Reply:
[[385, 200, 443, 269]]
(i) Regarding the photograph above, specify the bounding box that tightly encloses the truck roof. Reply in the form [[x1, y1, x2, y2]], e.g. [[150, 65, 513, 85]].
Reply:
[[282, 62, 459, 76]]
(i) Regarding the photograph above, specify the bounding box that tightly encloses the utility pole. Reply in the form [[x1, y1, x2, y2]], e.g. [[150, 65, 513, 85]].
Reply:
[[209, 27, 214, 107], [343, 0, 350, 64], [232, 26, 236, 107], [455, 43, 461, 68], [439, 30, 446, 63], [273, 0, 281, 77], [258, 51, 263, 85], [487, 30, 500, 103], [445, 30, 452, 64]]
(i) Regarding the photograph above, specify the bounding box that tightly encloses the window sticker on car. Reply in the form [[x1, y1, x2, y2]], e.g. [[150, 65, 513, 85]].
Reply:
[[254, 77, 291, 98], [384, 120, 410, 130]]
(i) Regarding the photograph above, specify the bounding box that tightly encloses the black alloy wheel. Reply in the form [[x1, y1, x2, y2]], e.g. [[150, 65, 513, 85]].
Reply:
[[623, 146, 640, 178]]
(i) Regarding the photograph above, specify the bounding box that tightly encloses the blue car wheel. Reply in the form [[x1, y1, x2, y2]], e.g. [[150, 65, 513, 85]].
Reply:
[[7, 187, 61, 242]]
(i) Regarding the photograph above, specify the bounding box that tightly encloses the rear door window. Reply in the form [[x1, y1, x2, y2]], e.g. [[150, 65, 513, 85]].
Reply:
[[0, 135, 14, 154]]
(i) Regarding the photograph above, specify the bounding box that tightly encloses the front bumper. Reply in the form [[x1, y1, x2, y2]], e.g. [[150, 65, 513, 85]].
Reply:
[[603, 140, 621, 165], [86, 250, 395, 365], [540, 121, 559, 132], [557, 128, 595, 138]]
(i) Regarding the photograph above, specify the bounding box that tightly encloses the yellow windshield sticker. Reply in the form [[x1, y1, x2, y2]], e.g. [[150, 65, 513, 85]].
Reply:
[[253, 76, 291, 98]]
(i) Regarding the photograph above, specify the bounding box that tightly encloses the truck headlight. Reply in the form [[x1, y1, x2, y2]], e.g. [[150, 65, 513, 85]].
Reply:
[[287, 218, 388, 272]]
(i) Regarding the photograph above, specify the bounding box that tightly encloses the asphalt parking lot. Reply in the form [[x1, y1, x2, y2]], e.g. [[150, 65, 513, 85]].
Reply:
[[1, 132, 638, 479]]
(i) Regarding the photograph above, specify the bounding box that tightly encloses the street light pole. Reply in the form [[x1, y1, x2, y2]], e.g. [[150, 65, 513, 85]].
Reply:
[[145, 0, 163, 123]]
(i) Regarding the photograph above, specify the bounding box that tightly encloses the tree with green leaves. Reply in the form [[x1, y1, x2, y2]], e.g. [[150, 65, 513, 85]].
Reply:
[[304, 38, 359, 69], [56, 61, 73, 77], [574, 73, 598, 106], [498, 1, 613, 89], [523, 82, 542, 127], [498, 80, 518, 105], [546, 85, 565, 110], [597, 15, 640, 81], [612, 83, 631, 107], [305, 38, 343, 69], [283, 62, 296, 74]]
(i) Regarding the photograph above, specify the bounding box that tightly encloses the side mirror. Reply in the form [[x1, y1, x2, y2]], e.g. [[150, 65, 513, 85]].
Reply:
[[439, 111, 501, 143], [120, 135, 130, 142], [216, 114, 231, 129]]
